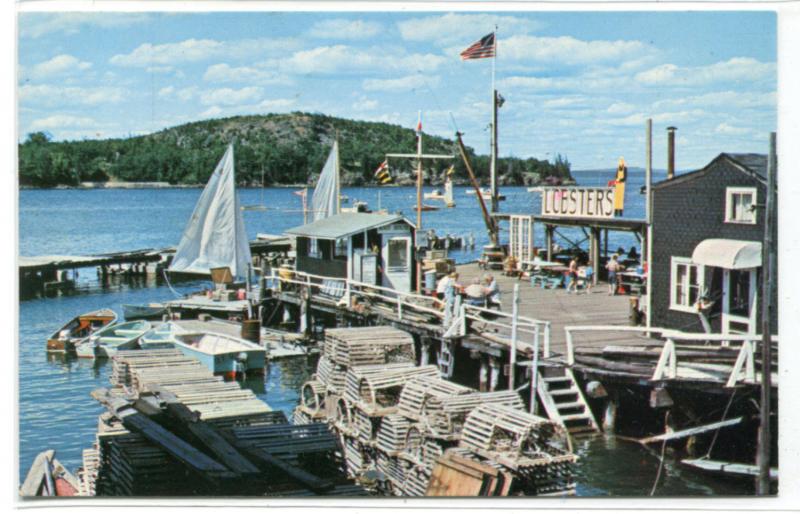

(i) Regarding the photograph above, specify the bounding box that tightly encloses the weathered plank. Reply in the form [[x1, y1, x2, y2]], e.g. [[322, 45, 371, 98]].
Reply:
[[639, 417, 743, 445]]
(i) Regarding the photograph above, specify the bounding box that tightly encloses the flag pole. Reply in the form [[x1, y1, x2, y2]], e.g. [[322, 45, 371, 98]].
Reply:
[[490, 25, 499, 213]]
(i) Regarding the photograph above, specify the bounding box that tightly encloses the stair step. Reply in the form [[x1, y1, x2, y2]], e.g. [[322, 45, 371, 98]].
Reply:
[[549, 388, 578, 396], [568, 425, 600, 435], [560, 413, 592, 422], [555, 401, 585, 410], [543, 376, 570, 383]]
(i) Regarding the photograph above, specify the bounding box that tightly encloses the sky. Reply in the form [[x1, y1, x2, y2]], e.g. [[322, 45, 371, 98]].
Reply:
[[16, 10, 777, 170]]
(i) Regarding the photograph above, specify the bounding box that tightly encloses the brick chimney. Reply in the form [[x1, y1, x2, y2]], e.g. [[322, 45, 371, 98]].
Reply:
[[667, 126, 677, 179]]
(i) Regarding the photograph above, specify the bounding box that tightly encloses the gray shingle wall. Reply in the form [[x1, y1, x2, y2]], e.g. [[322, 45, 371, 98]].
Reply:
[[650, 159, 777, 333]]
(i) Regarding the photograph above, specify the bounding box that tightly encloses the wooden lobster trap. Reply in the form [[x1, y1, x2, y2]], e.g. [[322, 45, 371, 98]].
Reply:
[[324, 326, 416, 368], [396, 376, 473, 427], [315, 355, 347, 393], [398, 425, 451, 473], [431, 391, 525, 439], [375, 451, 408, 494], [375, 415, 411, 456], [297, 380, 327, 421], [344, 364, 439, 416], [459, 403, 576, 471]]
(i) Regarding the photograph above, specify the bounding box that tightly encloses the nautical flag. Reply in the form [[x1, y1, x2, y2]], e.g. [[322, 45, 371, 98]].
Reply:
[[374, 160, 391, 184], [416, 111, 423, 134], [460, 32, 496, 60]]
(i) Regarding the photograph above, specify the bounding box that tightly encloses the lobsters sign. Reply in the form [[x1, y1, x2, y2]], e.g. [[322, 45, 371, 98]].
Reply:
[[541, 187, 616, 219]]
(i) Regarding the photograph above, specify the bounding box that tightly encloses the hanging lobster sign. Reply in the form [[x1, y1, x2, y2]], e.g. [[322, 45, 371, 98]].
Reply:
[[541, 187, 615, 219]]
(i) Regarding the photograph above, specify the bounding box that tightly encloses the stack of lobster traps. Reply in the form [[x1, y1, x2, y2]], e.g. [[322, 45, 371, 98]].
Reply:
[[294, 326, 577, 497]]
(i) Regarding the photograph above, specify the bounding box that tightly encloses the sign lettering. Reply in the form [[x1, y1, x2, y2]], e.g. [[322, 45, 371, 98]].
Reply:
[[541, 187, 616, 219]]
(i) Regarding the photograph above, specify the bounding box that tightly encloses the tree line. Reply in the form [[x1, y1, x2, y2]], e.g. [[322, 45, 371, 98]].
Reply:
[[18, 112, 573, 188]]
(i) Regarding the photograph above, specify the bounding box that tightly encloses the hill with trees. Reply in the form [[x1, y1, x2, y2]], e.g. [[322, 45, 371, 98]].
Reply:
[[18, 112, 573, 188]]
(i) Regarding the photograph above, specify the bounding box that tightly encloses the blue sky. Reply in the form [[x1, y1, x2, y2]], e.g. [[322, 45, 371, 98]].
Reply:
[[17, 10, 776, 170]]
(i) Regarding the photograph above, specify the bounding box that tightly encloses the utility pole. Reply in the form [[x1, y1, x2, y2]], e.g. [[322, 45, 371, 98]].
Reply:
[[490, 90, 499, 213], [385, 125, 453, 292], [756, 131, 777, 495]]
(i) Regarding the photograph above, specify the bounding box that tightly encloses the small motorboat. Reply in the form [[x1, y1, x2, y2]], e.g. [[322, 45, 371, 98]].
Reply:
[[122, 303, 167, 321], [46, 309, 117, 353], [139, 322, 187, 350], [466, 187, 506, 201], [75, 320, 152, 359], [423, 189, 444, 200], [173, 332, 266, 378], [412, 204, 440, 212]]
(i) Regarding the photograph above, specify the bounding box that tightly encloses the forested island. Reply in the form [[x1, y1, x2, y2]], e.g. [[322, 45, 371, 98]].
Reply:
[[18, 112, 573, 188]]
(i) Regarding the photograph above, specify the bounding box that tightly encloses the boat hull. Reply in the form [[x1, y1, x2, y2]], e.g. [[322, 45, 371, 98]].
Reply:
[[174, 342, 266, 377], [46, 309, 117, 353], [122, 303, 166, 321]]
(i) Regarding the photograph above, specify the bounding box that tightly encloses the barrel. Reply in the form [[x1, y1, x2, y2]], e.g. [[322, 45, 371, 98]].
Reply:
[[424, 270, 437, 291], [241, 319, 261, 344]]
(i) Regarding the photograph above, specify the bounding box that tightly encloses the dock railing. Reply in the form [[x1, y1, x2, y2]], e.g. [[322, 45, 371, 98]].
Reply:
[[563, 325, 778, 387], [269, 269, 444, 322]]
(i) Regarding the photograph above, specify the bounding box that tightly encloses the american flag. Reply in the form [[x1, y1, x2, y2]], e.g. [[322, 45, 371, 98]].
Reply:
[[460, 32, 496, 60]]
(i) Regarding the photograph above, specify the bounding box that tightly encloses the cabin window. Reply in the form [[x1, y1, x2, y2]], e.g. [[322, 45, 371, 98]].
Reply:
[[670, 257, 704, 312], [334, 238, 348, 258], [308, 238, 321, 258], [725, 187, 756, 224], [387, 238, 409, 270]]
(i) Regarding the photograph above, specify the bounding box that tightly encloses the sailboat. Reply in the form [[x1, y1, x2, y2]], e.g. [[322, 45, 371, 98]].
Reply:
[[168, 144, 252, 279], [310, 141, 341, 220]]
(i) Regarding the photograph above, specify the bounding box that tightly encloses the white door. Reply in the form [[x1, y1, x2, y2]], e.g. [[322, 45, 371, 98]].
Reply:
[[721, 268, 757, 334], [509, 215, 534, 268], [382, 236, 412, 293]]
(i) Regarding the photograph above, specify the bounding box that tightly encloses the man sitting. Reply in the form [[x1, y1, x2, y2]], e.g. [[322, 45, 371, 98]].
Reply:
[[484, 273, 501, 308], [464, 277, 488, 307]]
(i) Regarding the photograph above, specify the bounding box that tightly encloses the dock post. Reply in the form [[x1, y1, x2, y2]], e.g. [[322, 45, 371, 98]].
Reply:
[[603, 394, 617, 432], [508, 284, 520, 390], [756, 132, 777, 495], [489, 357, 500, 392], [545, 225, 554, 262], [530, 324, 540, 415], [479, 357, 489, 392]]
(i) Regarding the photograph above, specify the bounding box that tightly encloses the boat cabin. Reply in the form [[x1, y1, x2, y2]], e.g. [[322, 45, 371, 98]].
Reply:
[[286, 212, 416, 293], [650, 153, 777, 335]]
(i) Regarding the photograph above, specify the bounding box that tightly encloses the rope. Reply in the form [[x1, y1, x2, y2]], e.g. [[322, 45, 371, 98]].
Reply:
[[650, 410, 670, 496], [704, 388, 737, 459], [161, 268, 185, 299]]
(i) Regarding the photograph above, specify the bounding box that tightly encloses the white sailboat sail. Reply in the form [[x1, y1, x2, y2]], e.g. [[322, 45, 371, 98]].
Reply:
[[169, 144, 252, 279], [444, 179, 454, 206], [310, 141, 340, 221]]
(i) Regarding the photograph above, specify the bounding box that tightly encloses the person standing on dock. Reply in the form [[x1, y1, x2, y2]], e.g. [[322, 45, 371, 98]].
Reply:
[[606, 255, 621, 295], [567, 257, 579, 294]]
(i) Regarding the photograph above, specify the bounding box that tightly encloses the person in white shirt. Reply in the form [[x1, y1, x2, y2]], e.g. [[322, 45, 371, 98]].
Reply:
[[483, 273, 501, 308]]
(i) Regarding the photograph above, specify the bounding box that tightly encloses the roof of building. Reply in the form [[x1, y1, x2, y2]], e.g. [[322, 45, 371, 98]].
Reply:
[[285, 212, 412, 240], [652, 153, 768, 190]]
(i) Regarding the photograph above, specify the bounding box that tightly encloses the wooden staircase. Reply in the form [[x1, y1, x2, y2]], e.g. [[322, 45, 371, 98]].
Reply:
[[536, 365, 600, 436]]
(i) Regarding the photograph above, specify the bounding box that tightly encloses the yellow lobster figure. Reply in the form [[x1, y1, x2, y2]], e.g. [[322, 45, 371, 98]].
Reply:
[[608, 157, 627, 216]]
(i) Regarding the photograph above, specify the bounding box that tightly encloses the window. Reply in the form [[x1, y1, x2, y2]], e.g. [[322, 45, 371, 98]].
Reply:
[[725, 187, 756, 224], [670, 257, 704, 312], [308, 238, 321, 258], [334, 238, 348, 257], [387, 238, 409, 270]]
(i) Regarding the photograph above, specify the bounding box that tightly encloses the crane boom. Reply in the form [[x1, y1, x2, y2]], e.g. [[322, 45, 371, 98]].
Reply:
[[454, 132, 499, 247]]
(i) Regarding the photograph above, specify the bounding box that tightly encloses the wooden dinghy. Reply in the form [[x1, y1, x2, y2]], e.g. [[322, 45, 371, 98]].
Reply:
[[173, 332, 266, 379], [46, 308, 117, 353], [20, 450, 82, 497], [75, 320, 151, 359], [122, 303, 166, 321]]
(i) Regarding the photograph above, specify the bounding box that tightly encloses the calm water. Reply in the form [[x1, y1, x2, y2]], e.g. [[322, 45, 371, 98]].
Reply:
[[18, 171, 748, 495]]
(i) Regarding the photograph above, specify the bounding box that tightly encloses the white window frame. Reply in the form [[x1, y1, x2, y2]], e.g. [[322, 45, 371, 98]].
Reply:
[[670, 256, 705, 313], [308, 237, 321, 258], [725, 187, 757, 225]]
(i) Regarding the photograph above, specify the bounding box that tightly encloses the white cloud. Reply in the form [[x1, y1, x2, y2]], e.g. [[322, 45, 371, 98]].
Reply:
[[715, 123, 751, 135], [200, 106, 224, 118], [654, 90, 776, 110], [257, 98, 296, 111], [604, 109, 707, 127], [30, 114, 96, 130], [499, 35, 652, 65], [307, 19, 382, 39], [26, 54, 92, 80], [398, 13, 541, 45], [20, 84, 127, 106], [607, 102, 636, 114], [110, 37, 300, 67], [635, 57, 776, 87], [352, 98, 379, 111], [199, 87, 263, 106], [176, 87, 198, 102], [146, 66, 174, 74], [19, 13, 152, 39], [271, 45, 445, 75], [203, 63, 289, 85], [363, 74, 439, 92], [157, 86, 175, 98]]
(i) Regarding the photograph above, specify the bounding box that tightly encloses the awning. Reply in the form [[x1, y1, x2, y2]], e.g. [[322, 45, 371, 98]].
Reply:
[[691, 239, 762, 269]]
